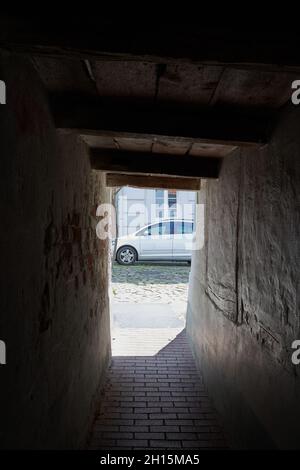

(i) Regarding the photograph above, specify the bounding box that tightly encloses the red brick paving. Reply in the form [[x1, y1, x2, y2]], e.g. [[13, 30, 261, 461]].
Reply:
[[88, 330, 227, 450]]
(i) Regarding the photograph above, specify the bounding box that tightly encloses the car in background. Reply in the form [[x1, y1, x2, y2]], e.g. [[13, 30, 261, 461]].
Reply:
[[113, 219, 194, 265]]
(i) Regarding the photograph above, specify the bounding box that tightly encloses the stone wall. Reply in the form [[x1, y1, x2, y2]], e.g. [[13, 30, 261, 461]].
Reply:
[[0, 53, 111, 448], [187, 103, 300, 449]]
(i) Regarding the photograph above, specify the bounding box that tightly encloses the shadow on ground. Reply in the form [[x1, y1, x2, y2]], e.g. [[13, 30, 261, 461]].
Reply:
[[89, 330, 227, 450]]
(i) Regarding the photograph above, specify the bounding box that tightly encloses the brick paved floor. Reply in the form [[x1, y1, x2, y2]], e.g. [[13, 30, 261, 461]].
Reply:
[[89, 330, 227, 450]]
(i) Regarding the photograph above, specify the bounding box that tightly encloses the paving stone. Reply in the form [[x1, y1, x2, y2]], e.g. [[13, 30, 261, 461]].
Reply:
[[150, 440, 182, 449], [150, 425, 180, 432]]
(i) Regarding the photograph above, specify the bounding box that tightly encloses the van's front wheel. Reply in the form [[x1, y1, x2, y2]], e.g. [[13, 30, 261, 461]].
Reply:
[[116, 246, 137, 265]]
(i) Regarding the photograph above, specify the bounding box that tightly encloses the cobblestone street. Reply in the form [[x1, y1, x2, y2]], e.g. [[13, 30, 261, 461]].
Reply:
[[111, 263, 190, 304]]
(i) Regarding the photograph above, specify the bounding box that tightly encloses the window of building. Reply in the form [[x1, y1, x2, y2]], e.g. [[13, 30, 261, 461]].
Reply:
[[155, 189, 165, 218], [168, 190, 177, 218], [155, 189, 178, 218]]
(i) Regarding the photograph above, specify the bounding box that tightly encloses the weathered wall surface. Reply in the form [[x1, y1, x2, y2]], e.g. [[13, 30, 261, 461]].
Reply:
[[187, 103, 300, 449], [0, 53, 111, 448]]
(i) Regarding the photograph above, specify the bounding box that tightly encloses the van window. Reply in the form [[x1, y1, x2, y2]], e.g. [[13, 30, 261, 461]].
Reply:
[[161, 221, 173, 235], [184, 222, 194, 234], [137, 221, 174, 236], [174, 221, 194, 234]]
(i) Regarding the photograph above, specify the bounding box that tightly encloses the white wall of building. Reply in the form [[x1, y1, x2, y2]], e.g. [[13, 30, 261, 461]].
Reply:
[[117, 187, 196, 236]]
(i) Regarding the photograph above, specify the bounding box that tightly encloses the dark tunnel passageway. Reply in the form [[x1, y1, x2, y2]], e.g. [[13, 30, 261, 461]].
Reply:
[[0, 20, 300, 450]]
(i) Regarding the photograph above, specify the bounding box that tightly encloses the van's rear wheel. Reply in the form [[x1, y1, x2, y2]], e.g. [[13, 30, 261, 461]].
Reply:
[[116, 246, 137, 265]]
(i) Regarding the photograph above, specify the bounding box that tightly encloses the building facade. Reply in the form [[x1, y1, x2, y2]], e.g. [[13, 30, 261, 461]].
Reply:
[[117, 187, 196, 236]]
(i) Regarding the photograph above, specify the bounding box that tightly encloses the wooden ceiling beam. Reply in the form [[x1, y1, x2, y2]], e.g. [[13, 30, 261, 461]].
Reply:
[[90, 149, 221, 179], [52, 96, 270, 147], [105, 173, 201, 190]]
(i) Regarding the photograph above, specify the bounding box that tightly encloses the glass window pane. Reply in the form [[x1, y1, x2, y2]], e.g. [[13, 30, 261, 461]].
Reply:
[[150, 223, 160, 235], [136, 226, 150, 236], [183, 222, 194, 234], [168, 191, 177, 216], [174, 221, 184, 234], [161, 221, 172, 235]]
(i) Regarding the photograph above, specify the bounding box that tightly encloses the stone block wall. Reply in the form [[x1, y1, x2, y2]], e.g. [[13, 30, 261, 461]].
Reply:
[[187, 103, 300, 449], [0, 53, 111, 448]]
